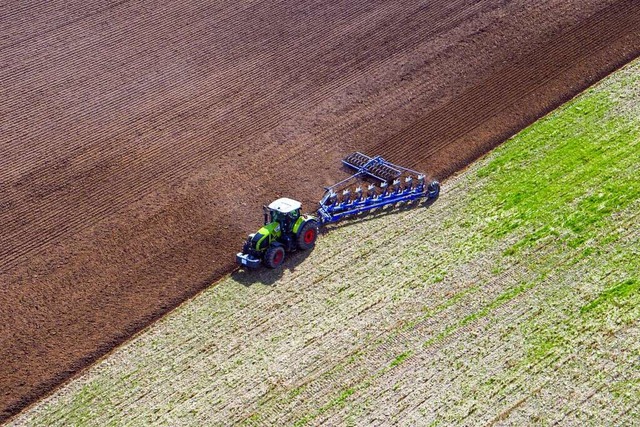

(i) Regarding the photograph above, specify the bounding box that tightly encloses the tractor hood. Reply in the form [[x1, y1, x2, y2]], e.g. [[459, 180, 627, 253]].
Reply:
[[257, 221, 280, 236], [249, 221, 281, 252]]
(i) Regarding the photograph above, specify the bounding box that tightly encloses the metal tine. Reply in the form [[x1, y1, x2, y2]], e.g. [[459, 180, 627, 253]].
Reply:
[[364, 184, 376, 203], [353, 186, 363, 203], [405, 176, 414, 191], [379, 181, 389, 197], [341, 188, 351, 204], [329, 190, 338, 205], [392, 179, 402, 194]]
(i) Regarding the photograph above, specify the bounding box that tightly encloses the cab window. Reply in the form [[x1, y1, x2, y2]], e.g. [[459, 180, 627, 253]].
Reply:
[[270, 210, 283, 223]]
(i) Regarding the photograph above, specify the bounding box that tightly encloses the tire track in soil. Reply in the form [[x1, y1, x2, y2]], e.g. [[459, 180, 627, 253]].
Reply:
[[1, 0, 640, 422]]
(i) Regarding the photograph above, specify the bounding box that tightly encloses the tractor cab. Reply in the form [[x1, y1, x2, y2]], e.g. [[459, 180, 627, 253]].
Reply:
[[265, 198, 301, 232], [236, 198, 319, 269]]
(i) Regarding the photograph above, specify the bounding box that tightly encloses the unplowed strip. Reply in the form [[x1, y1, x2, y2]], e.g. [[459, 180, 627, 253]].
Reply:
[[1, 0, 639, 422]]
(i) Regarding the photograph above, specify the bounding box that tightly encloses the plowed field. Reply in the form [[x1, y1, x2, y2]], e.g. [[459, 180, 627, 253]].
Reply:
[[1, 0, 639, 421]]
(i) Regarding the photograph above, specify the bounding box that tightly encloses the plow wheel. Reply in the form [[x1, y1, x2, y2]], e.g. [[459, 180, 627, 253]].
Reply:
[[428, 181, 440, 199], [264, 245, 285, 269], [297, 220, 319, 250]]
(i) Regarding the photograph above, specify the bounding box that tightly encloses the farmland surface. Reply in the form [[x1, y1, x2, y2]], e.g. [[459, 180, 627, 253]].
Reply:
[[1, 0, 640, 421], [10, 59, 640, 426]]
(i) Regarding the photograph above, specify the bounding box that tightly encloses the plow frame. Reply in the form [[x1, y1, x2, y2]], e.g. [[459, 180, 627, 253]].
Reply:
[[317, 152, 439, 225]]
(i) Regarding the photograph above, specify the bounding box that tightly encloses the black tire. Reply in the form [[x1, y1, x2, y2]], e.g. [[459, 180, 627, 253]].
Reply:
[[264, 245, 285, 269], [297, 220, 319, 250], [428, 181, 440, 199]]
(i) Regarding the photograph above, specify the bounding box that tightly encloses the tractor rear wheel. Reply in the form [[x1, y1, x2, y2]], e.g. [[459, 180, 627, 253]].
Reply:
[[264, 245, 285, 269], [297, 220, 319, 250]]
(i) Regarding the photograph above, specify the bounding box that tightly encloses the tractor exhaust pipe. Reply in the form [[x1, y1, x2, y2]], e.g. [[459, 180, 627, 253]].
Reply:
[[263, 205, 269, 225]]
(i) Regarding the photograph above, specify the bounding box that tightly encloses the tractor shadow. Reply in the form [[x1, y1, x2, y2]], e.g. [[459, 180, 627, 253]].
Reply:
[[318, 196, 438, 235], [231, 249, 313, 287]]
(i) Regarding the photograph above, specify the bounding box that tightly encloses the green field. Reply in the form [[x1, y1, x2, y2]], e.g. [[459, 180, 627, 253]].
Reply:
[[11, 59, 640, 426]]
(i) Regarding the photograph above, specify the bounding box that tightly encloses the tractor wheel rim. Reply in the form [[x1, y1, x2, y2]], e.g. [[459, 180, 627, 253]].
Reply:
[[274, 250, 283, 264], [304, 229, 315, 244]]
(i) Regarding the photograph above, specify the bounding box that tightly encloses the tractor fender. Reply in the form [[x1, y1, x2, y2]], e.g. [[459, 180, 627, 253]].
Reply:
[[293, 215, 318, 234]]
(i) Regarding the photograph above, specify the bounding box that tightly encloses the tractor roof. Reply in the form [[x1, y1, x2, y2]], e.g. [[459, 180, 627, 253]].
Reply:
[[268, 197, 301, 213]]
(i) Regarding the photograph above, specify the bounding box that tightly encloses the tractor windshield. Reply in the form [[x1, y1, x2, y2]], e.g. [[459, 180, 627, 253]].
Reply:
[[270, 208, 301, 228]]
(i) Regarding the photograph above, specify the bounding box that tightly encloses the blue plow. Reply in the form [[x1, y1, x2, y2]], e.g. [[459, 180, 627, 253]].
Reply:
[[316, 152, 440, 225]]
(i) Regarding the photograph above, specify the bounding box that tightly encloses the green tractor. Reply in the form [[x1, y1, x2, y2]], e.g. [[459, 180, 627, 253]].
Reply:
[[236, 198, 319, 269]]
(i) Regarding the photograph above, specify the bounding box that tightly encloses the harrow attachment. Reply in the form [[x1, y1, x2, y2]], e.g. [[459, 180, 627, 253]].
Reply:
[[317, 152, 439, 224]]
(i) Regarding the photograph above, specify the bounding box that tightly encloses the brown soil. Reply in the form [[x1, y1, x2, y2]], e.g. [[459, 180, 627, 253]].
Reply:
[[1, 0, 639, 422]]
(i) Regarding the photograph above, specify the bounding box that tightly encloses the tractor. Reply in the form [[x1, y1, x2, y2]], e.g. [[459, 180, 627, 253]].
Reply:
[[236, 152, 439, 270], [236, 197, 319, 269]]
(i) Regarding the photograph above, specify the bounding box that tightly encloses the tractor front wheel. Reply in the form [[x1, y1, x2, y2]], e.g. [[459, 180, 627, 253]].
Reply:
[[297, 220, 319, 250], [264, 245, 285, 269]]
